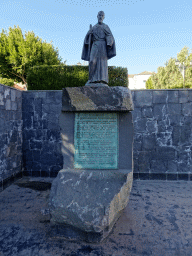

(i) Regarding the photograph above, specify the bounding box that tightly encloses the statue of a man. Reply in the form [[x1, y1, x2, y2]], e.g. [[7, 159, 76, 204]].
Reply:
[[81, 11, 116, 86]]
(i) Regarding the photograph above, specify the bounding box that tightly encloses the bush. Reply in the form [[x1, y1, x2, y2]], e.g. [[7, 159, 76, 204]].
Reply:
[[27, 65, 128, 90]]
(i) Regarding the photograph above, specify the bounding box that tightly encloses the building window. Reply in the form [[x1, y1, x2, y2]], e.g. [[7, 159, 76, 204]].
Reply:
[[143, 80, 146, 83]]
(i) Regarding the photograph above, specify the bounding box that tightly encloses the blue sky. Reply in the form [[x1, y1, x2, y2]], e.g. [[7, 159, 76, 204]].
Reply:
[[1, 0, 192, 74]]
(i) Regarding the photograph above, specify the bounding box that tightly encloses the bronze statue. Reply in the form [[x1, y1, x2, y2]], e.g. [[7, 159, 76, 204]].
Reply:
[[81, 11, 116, 86]]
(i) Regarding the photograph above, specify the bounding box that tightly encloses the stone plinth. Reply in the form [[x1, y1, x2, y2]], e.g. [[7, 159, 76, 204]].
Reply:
[[61, 86, 134, 112], [49, 86, 134, 242]]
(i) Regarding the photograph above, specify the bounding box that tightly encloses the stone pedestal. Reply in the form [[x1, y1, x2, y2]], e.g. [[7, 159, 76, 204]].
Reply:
[[49, 86, 134, 242]]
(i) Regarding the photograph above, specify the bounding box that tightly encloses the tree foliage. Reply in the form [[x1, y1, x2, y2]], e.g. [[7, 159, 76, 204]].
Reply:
[[0, 25, 62, 87], [0, 77, 14, 87], [146, 46, 192, 89], [145, 76, 153, 89]]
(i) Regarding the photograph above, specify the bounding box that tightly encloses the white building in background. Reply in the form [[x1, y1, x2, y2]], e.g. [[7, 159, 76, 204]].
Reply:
[[128, 71, 155, 89]]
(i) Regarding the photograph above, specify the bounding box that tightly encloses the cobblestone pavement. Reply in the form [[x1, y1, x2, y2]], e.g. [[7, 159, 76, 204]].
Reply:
[[0, 177, 192, 256]]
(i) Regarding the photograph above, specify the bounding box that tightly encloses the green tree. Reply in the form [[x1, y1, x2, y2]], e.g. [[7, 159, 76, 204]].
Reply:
[[176, 46, 192, 88], [148, 46, 192, 89], [0, 25, 62, 87], [146, 76, 153, 89]]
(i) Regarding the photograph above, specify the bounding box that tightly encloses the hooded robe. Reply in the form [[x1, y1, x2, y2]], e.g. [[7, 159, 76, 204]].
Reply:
[[81, 23, 116, 84]]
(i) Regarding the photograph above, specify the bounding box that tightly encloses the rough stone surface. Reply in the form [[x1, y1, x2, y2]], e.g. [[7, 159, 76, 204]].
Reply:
[[132, 89, 192, 177], [50, 87, 134, 242], [22, 91, 63, 178], [16, 88, 192, 180], [0, 84, 22, 189], [61, 86, 134, 112], [49, 169, 133, 241]]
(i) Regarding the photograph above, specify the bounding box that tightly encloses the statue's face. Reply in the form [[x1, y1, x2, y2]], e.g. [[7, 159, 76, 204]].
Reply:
[[97, 12, 105, 23]]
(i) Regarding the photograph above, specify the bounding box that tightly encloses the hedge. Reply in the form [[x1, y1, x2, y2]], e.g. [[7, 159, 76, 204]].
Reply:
[[27, 64, 128, 90]]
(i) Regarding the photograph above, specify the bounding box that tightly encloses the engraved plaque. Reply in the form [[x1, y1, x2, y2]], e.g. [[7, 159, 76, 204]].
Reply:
[[74, 113, 118, 169]]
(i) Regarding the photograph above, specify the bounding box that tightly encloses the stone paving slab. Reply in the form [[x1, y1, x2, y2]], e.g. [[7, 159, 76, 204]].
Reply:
[[0, 177, 192, 256]]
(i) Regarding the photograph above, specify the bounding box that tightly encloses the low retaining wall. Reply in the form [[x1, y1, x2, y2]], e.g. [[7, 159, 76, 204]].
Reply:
[[132, 90, 192, 181], [0, 84, 23, 191], [0, 86, 192, 191], [22, 91, 63, 178]]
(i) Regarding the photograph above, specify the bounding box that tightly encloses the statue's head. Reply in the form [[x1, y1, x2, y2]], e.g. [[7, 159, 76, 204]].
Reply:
[[97, 11, 105, 23]]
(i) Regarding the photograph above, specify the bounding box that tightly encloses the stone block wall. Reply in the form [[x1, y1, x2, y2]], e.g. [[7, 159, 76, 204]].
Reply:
[[1, 85, 192, 187], [0, 84, 23, 191], [132, 90, 192, 180], [22, 91, 63, 177], [22, 89, 192, 181]]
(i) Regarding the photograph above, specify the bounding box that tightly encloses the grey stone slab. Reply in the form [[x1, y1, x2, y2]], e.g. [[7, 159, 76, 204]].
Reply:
[[46, 91, 57, 104], [153, 90, 167, 104], [49, 103, 62, 114], [142, 107, 153, 118], [0, 84, 3, 92], [167, 114, 181, 126], [167, 160, 178, 172], [180, 125, 191, 144], [154, 147, 176, 161], [181, 116, 192, 126], [134, 90, 152, 107], [5, 99, 11, 110], [119, 113, 133, 170], [11, 101, 17, 111], [49, 169, 133, 242], [15, 89, 22, 99], [188, 90, 192, 102], [62, 86, 133, 112], [138, 151, 151, 172], [0, 93, 4, 106], [177, 162, 190, 172], [132, 108, 141, 120], [11, 89, 16, 101], [167, 90, 179, 103], [34, 98, 42, 117], [54, 91, 62, 104], [4, 88, 10, 99], [156, 132, 172, 147], [182, 102, 192, 116], [167, 103, 181, 115], [0, 118, 5, 132], [142, 134, 156, 150], [153, 104, 167, 120], [131, 90, 134, 100], [178, 90, 188, 103], [146, 120, 157, 133], [42, 103, 50, 113], [17, 100, 22, 111], [22, 91, 34, 99], [151, 160, 167, 173], [59, 112, 76, 169], [157, 119, 171, 133], [134, 118, 147, 133]]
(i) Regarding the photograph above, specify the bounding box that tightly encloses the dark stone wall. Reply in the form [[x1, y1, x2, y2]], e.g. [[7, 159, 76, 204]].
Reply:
[[0, 84, 23, 191], [132, 90, 192, 180], [1, 86, 192, 185], [22, 89, 192, 180], [22, 91, 63, 177]]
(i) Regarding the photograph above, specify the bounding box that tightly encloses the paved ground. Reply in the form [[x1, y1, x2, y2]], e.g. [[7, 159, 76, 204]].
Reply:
[[0, 177, 192, 256]]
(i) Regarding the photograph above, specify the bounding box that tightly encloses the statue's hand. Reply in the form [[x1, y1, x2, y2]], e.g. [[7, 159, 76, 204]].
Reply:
[[107, 43, 112, 49], [88, 29, 93, 35]]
